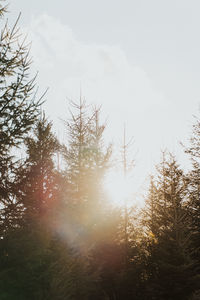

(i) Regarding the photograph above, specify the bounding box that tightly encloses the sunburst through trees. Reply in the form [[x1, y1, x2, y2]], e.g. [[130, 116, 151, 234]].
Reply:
[[0, 2, 200, 299]]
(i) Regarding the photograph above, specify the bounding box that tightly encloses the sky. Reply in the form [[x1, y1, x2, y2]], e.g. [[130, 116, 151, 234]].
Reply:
[[6, 0, 200, 198]]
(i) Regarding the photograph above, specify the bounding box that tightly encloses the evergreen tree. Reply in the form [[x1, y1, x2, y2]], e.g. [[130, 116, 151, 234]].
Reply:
[[143, 152, 198, 300], [62, 99, 112, 247], [20, 115, 60, 226], [0, 116, 60, 299], [0, 1, 41, 235], [48, 101, 112, 300], [184, 116, 200, 266]]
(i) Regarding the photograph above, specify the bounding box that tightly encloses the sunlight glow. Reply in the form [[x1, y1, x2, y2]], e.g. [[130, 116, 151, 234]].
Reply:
[[104, 172, 133, 206]]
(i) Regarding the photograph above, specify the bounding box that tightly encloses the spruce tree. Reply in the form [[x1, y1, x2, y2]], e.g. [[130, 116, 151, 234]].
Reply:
[[0, 116, 60, 299], [20, 115, 60, 226], [62, 100, 111, 246], [0, 1, 41, 235], [184, 116, 200, 266], [144, 152, 198, 300]]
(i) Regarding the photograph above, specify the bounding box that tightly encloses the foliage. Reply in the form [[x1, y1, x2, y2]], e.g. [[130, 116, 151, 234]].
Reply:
[[1, 2, 200, 299], [0, 1, 42, 237]]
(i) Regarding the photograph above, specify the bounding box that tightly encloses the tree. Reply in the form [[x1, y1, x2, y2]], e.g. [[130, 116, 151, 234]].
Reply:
[[143, 152, 198, 300], [0, 116, 60, 299], [184, 116, 200, 266], [0, 1, 42, 235], [62, 99, 112, 247], [19, 115, 60, 226], [41, 100, 112, 300]]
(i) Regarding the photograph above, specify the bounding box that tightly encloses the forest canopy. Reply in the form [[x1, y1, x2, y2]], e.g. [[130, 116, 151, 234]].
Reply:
[[0, 2, 200, 300]]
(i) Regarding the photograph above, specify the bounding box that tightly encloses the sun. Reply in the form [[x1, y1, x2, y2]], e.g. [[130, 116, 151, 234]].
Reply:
[[104, 171, 133, 206]]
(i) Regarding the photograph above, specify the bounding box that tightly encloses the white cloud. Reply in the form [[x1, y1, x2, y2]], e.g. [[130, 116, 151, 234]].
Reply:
[[27, 14, 165, 120], [25, 14, 190, 193]]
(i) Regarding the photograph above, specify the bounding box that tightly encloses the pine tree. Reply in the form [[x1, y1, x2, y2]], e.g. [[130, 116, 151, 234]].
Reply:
[[62, 99, 112, 247], [0, 116, 60, 299], [143, 152, 198, 300], [0, 1, 41, 235], [59, 99, 121, 299], [47, 101, 112, 300], [20, 115, 60, 226], [184, 116, 200, 266]]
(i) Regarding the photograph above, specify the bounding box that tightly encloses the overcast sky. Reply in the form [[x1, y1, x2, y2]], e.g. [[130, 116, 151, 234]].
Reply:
[[6, 0, 200, 194]]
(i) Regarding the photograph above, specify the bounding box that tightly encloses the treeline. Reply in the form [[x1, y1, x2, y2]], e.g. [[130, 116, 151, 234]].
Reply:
[[0, 3, 200, 300]]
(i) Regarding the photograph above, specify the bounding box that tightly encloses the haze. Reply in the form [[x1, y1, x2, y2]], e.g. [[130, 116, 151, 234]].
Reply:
[[8, 0, 200, 193]]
